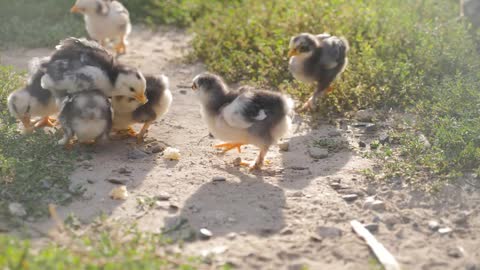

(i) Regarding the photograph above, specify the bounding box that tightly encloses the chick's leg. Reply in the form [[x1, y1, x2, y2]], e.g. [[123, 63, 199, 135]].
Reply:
[[250, 147, 269, 171], [137, 122, 152, 143], [299, 82, 333, 112], [115, 35, 127, 55], [20, 115, 33, 134], [34, 117, 56, 128], [115, 126, 137, 138], [214, 142, 244, 153]]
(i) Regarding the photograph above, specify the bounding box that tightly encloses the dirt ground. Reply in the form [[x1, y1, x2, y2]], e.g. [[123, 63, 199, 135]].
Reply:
[[2, 26, 480, 270]]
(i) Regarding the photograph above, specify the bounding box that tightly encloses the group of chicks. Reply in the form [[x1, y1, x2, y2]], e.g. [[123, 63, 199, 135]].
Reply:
[[7, 37, 172, 147], [6, 0, 350, 171]]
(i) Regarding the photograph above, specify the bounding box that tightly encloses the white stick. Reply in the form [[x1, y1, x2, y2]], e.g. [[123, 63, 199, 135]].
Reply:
[[350, 220, 401, 270]]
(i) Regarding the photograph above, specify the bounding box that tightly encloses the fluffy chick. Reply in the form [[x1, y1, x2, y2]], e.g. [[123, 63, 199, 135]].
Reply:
[[7, 59, 58, 133], [71, 0, 131, 54], [192, 73, 293, 171], [58, 90, 112, 148], [288, 33, 349, 111], [112, 74, 172, 142], [40, 37, 146, 103]]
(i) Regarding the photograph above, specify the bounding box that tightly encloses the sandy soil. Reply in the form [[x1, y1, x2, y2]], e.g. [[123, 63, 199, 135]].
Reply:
[[2, 26, 479, 270]]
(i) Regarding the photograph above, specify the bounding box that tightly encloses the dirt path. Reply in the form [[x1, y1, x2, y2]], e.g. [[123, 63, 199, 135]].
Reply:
[[2, 26, 480, 270]]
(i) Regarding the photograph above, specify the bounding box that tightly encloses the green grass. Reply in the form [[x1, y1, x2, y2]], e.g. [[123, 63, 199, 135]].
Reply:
[[123, 0, 240, 27], [0, 224, 224, 270], [190, 0, 480, 185], [0, 0, 84, 49], [0, 67, 79, 220]]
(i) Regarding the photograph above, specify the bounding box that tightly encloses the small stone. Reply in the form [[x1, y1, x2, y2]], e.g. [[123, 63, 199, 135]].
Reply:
[[278, 142, 290, 151], [379, 134, 390, 145], [365, 123, 377, 133], [428, 220, 440, 231], [169, 202, 179, 210], [199, 228, 213, 239], [418, 134, 431, 149], [364, 223, 379, 233], [438, 227, 453, 235], [151, 144, 165, 154], [154, 201, 169, 209], [156, 192, 171, 201], [117, 167, 131, 174], [289, 191, 304, 198], [8, 203, 26, 217], [447, 247, 464, 258], [201, 246, 227, 257], [328, 130, 342, 137], [308, 147, 329, 159], [317, 226, 342, 238], [232, 157, 243, 167], [280, 228, 294, 235], [179, 90, 187, 95], [453, 212, 469, 226], [342, 194, 358, 202], [87, 179, 95, 184], [212, 176, 226, 182], [227, 232, 237, 239], [106, 177, 130, 185], [364, 196, 386, 211], [358, 141, 367, 148], [128, 148, 148, 159], [356, 109, 376, 122]]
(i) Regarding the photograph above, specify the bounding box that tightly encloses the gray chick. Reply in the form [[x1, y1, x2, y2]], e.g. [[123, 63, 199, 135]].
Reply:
[[112, 74, 172, 142], [58, 89, 112, 148], [7, 58, 58, 133], [288, 33, 349, 111], [192, 73, 293, 171]]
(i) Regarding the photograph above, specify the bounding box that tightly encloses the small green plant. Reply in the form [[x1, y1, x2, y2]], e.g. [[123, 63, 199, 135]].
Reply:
[[0, 226, 213, 270], [0, 0, 84, 49]]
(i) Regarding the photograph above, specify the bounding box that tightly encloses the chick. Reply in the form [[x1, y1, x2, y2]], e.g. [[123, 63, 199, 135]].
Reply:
[[112, 74, 172, 142], [288, 33, 349, 111], [57, 90, 112, 148], [7, 59, 58, 133], [40, 37, 146, 103], [192, 73, 293, 171], [70, 0, 131, 54]]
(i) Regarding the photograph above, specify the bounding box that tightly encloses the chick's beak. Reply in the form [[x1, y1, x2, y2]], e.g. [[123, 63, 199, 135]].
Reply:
[[70, 5, 84, 13], [135, 93, 147, 104], [288, 48, 299, 57]]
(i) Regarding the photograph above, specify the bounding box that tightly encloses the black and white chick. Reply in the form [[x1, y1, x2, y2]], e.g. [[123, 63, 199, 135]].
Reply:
[[111, 74, 172, 142], [57, 90, 113, 148], [70, 0, 131, 54], [192, 73, 294, 171], [288, 33, 349, 111], [40, 37, 146, 103], [7, 58, 58, 134]]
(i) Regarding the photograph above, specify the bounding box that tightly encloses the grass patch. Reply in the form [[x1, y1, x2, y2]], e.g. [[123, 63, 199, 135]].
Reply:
[[0, 66, 78, 221], [0, 222, 226, 270], [123, 0, 240, 27], [0, 0, 84, 49], [191, 0, 480, 185]]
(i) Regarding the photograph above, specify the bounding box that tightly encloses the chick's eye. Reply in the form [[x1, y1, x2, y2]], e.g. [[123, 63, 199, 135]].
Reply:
[[129, 87, 135, 92], [299, 44, 309, 52]]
